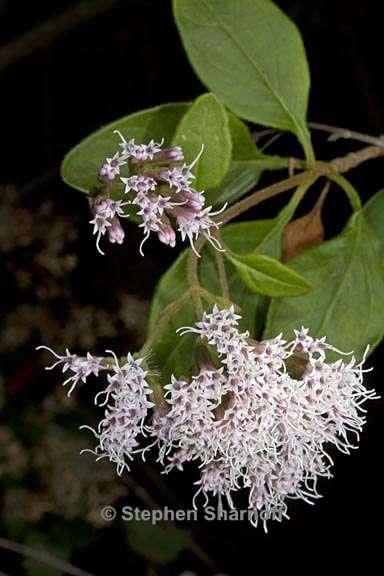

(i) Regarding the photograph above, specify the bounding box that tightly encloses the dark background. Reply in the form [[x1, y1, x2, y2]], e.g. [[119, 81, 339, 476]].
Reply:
[[0, 1, 383, 575]]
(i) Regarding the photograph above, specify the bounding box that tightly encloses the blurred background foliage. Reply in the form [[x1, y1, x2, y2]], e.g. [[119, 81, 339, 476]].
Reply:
[[0, 1, 383, 574]]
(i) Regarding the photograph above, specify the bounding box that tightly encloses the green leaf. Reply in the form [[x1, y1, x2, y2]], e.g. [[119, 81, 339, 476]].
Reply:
[[228, 112, 261, 161], [173, 0, 313, 161], [363, 189, 384, 257], [126, 520, 191, 565], [205, 113, 286, 206], [264, 211, 384, 358], [60, 91, 285, 210], [61, 102, 189, 193], [205, 161, 261, 206], [225, 252, 312, 297], [172, 93, 232, 189]]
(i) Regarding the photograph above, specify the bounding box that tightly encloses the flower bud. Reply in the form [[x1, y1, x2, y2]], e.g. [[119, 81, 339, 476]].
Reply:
[[180, 189, 205, 212], [107, 217, 125, 244], [155, 146, 184, 162], [157, 223, 176, 247]]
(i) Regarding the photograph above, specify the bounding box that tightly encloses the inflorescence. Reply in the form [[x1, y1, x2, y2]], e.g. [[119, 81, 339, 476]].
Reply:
[[90, 132, 226, 256], [39, 306, 376, 530]]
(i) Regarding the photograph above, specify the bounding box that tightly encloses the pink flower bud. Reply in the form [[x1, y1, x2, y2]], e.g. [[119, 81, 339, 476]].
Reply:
[[173, 205, 198, 223], [180, 189, 205, 212], [107, 217, 125, 244], [156, 146, 184, 162], [157, 223, 176, 247], [99, 163, 117, 182]]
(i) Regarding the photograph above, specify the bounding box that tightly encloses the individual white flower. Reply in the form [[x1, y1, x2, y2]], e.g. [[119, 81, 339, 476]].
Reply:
[[173, 204, 227, 256], [89, 197, 129, 255], [99, 152, 127, 182], [158, 145, 204, 193], [114, 131, 163, 161], [121, 175, 157, 194]]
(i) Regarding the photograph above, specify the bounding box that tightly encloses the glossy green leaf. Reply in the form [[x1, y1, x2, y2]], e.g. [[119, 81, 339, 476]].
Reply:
[[173, 0, 313, 161], [61, 103, 189, 193], [205, 162, 261, 206], [172, 93, 232, 189], [228, 112, 261, 160], [60, 95, 281, 209], [225, 252, 312, 297], [206, 113, 287, 206], [264, 211, 384, 358], [363, 189, 384, 257]]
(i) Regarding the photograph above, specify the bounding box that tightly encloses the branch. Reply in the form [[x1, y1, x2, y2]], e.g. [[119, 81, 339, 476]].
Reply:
[[221, 145, 384, 224], [140, 290, 193, 357], [0, 0, 120, 72], [187, 144, 384, 294], [0, 537, 94, 576], [309, 122, 384, 148]]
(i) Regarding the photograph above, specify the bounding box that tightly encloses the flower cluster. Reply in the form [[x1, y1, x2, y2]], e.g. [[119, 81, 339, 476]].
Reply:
[[36, 346, 105, 396], [91, 131, 226, 255], [81, 352, 154, 475], [155, 307, 376, 529], [39, 346, 153, 474], [39, 307, 376, 529]]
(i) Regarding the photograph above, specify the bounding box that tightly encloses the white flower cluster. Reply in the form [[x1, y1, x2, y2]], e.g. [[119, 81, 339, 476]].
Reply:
[[39, 307, 376, 529], [81, 352, 154, 475], [39, 346, 154, 475], [36, 346, 105, 396], [91, 131, 226, 256], [155, 307, 376, 529]]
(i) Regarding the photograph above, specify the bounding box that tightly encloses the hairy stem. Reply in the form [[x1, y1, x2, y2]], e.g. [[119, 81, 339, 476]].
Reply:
[[186, 251, 204, 316], [140, 291, 193, 357], [213, 232, 230, 299]]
